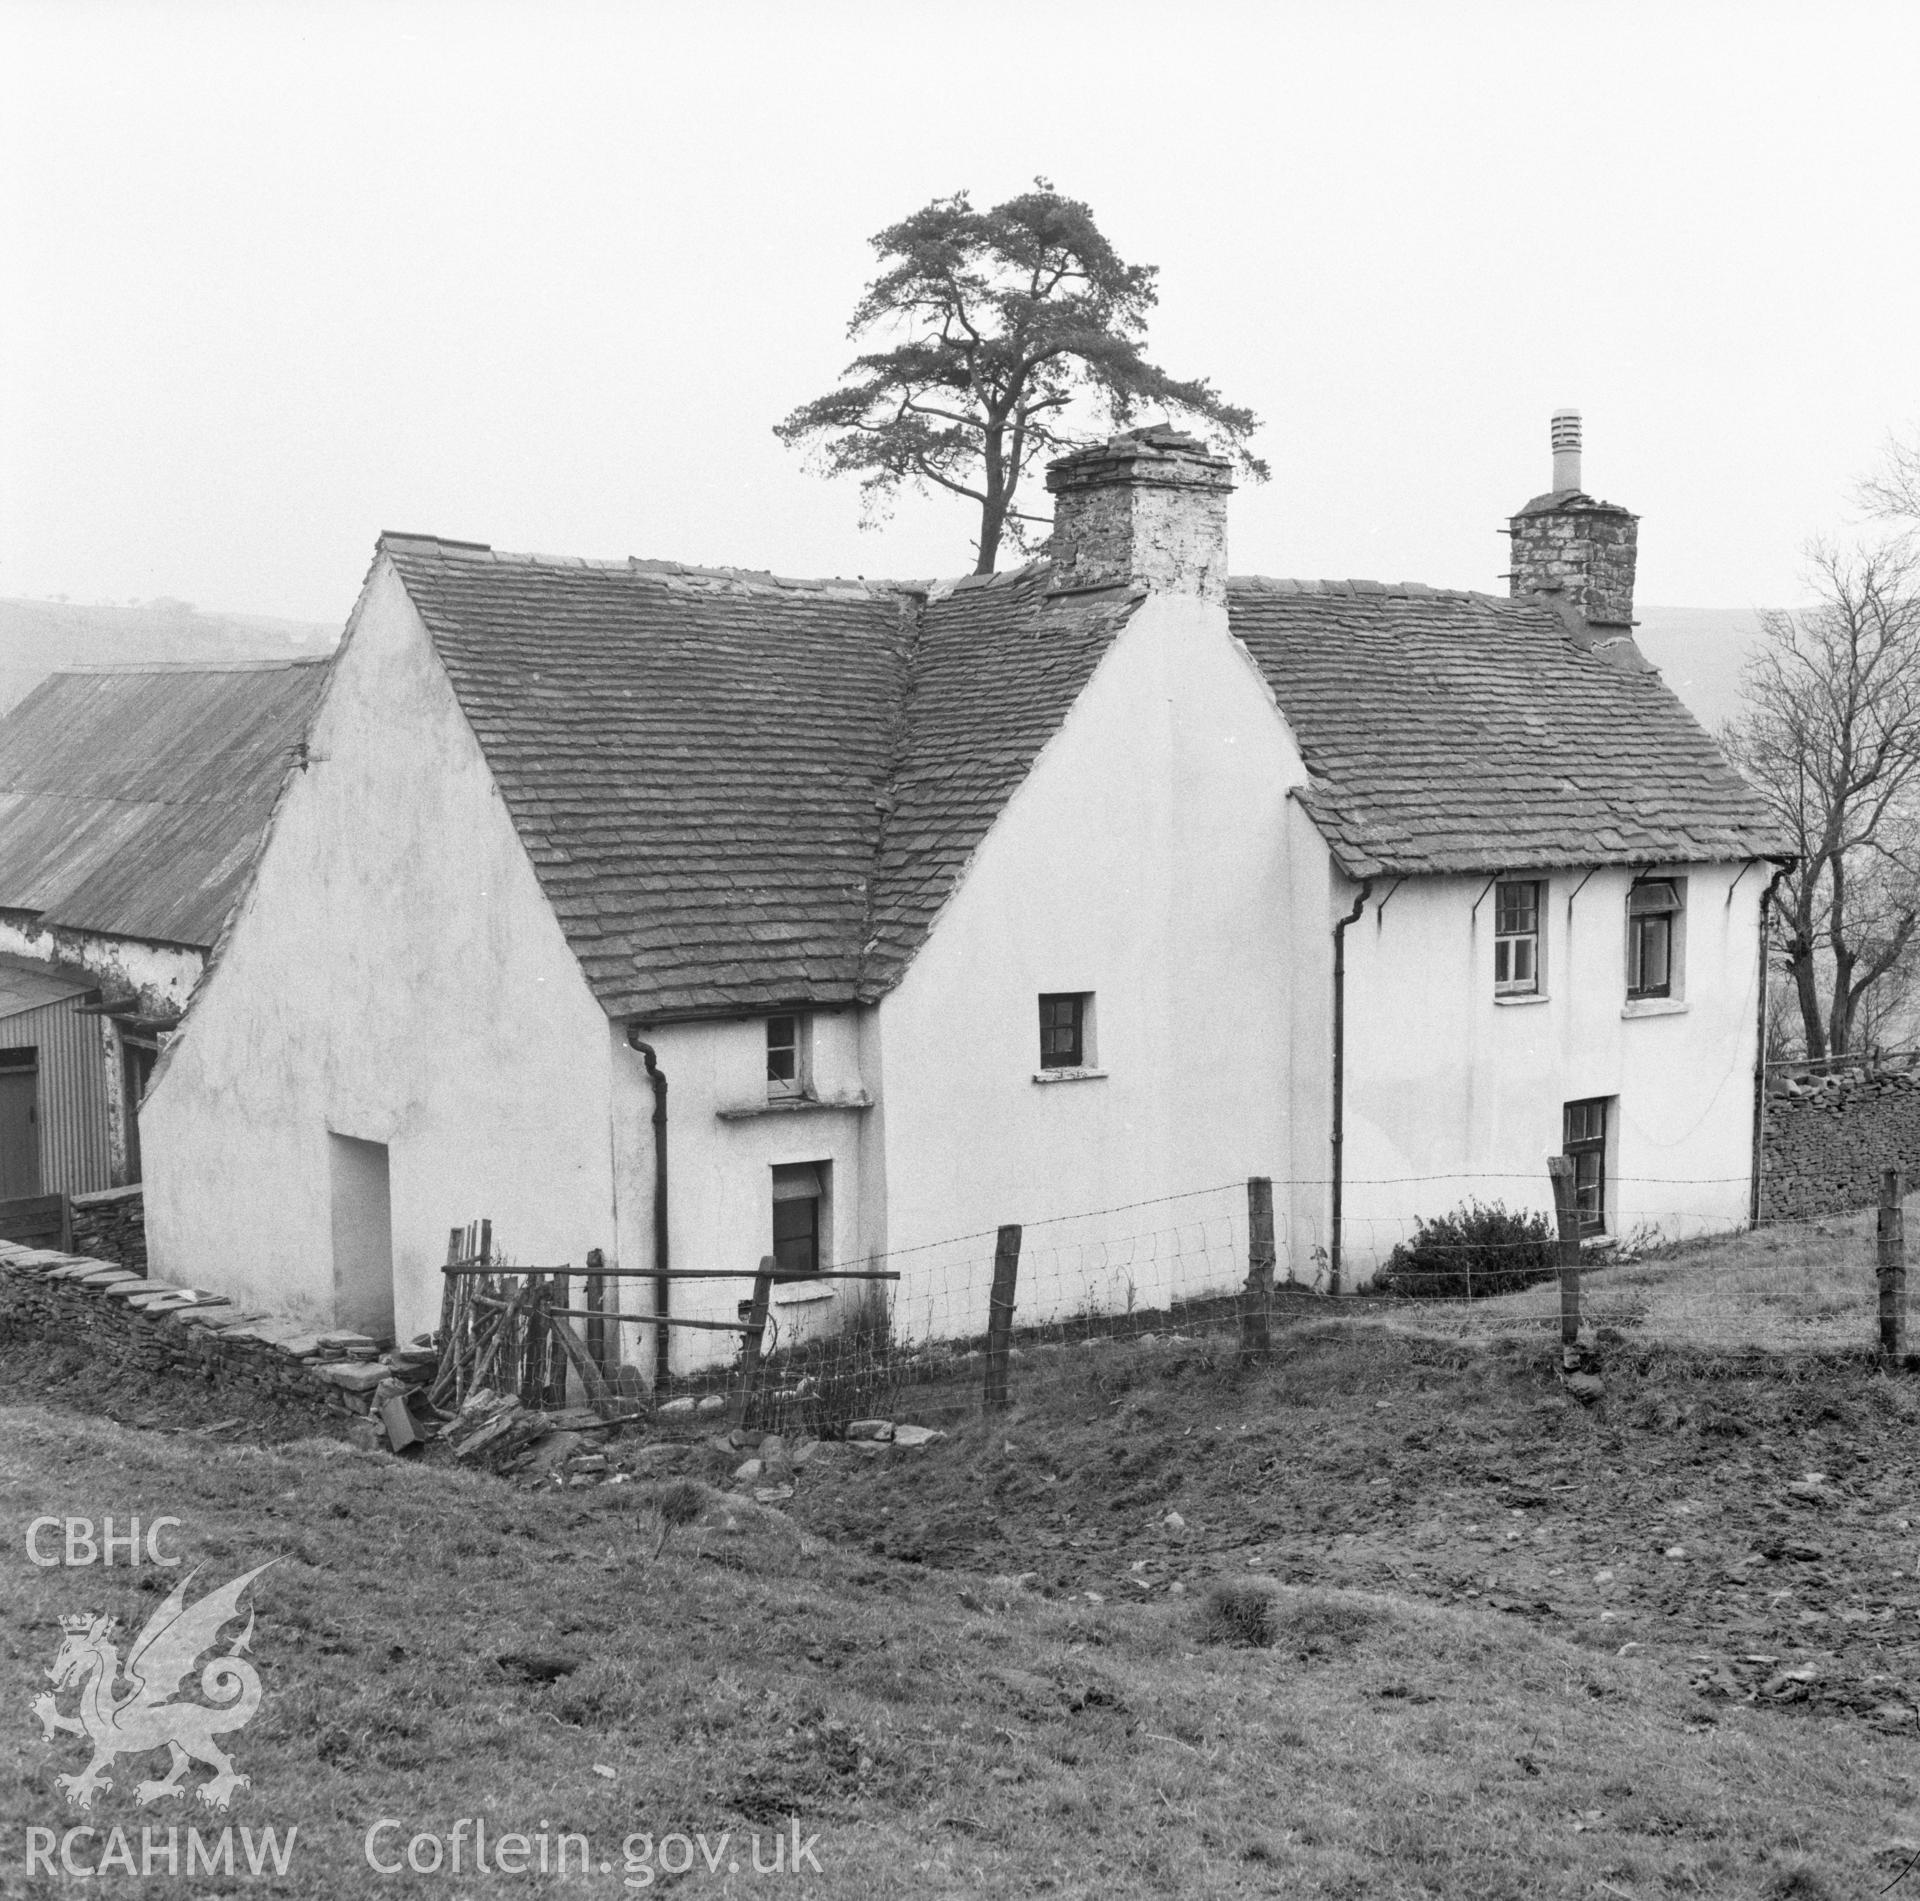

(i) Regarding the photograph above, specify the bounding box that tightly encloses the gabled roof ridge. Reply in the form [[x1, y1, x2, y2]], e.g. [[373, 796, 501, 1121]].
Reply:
[[377, 531, 1066, 605], [46, 657, 330, 677], [1228, 575, 1530, 604]]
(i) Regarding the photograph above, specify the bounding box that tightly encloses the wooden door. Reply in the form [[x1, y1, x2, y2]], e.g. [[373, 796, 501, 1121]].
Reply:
[[0, 1066, 41, 1199]]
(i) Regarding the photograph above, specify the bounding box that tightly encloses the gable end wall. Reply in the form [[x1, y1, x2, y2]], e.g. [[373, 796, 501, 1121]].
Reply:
[[141, 560, 619, 1338], [875, 587, 1311, 1330]]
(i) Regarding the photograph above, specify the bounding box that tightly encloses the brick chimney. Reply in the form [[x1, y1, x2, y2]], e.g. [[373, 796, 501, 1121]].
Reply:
[[1506, 410, 1639, 631], [1045, 426, 1234, 601]]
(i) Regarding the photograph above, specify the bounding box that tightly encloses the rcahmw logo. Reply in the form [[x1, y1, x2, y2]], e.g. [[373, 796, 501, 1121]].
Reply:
[[23, 1823, 297, 1881], [29, 1562, 277, 1814]]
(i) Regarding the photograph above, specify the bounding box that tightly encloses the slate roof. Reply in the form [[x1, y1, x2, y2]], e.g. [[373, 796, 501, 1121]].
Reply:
[[1228, 579, 1788, 879], [378, 537, 1784, 1023], [382, 539, 1136, 1020], [0, 661, 331, 948]]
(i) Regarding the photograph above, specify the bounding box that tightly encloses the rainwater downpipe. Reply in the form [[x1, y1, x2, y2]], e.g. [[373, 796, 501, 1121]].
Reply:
[[1329, 878, 1375, 1297], [1750, 862, 1794, 1228], [625, 1027, 671, 1385]]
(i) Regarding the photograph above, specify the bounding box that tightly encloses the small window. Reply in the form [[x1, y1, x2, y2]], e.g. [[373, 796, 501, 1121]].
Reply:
[[1038, 993, 1088, 1070], [1563, 1098, 1609, 1237], [766, 1014, 809, 1099], [771, 1162, 825, 1279], [1627, 879, 1682, 1000], [1493, 880, 1541, 995]]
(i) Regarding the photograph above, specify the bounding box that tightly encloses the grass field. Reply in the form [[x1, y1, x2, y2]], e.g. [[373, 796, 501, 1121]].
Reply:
[[1364, 1201, 1893, 1356], [6, 1310, 1920, 1896]]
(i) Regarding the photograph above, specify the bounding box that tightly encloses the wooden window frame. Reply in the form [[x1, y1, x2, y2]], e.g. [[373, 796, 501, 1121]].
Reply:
[[770, 1161, 826, 1280], [1627, 879, 1682, 1001], [1562, 1098, 1609, 1237], [1493, 880, 1542, 996], [1038, 993, 1088, 1070], [766, 1014, 809, 1100]]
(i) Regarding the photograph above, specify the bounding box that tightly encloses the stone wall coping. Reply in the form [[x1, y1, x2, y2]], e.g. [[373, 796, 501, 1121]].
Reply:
[[70, 1184, 146, 1209], [0, 1239, 440, 1445]]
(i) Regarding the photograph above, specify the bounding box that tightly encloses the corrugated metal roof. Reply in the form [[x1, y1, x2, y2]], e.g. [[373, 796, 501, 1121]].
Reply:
[[0, 660, 331, 947], [0, 952, 93, 1021]]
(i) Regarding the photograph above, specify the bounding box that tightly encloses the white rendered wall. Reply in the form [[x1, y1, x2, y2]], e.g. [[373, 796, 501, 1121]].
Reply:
[[142, 560, 618, 1340], [875, 589, 1310, 1343], [607, 1009, 874, 1376], [1333, 863, 1763, 1273], [0, 913, 203, 1017]]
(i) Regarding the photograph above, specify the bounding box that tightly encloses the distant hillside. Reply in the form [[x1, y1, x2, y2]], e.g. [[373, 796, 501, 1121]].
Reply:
[[1634, 605, 1772, 734], [0, 598, 338, 713]]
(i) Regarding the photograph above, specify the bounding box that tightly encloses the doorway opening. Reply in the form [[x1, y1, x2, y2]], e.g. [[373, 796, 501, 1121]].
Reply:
[[121, 1036, 158, 1183], [0, 1047, 41, 1199], [328, 1132, 395, 1343]]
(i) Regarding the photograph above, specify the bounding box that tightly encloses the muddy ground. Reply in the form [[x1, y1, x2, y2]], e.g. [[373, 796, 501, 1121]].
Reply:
[[7, 1313, 1918, 1735], [787, 1322, 1920, 1731]]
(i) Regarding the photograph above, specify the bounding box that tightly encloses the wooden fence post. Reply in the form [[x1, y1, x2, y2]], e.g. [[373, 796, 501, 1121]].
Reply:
[[984, 1224, 1022, 1411], [1240, 1177, 1276, 1363], [728, 1255, 777, 1428], [1878, 1167, 1907, 1358], [1546, 1156, 1582, 1349], [437, 1227, 463, 1346], [584, 1246, 608, 1381]]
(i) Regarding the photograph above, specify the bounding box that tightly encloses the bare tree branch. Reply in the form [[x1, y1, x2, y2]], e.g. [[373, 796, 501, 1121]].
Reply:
[[1724, 537, 1920, 1057]]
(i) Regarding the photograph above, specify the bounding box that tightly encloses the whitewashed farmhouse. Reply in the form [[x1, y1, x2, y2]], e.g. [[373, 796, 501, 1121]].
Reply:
[[142, 418, 1785, 1363]]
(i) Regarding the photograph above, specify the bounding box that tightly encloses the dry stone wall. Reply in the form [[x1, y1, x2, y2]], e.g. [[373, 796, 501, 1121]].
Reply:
[[1760, 1066, 1920, 1220], [70, 1185, 146, 1273], [0, 1239, 434, 1440]]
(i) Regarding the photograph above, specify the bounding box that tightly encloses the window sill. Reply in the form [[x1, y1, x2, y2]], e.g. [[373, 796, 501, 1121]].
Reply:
[[716, 1092, 873, 1121], [1032, 1067, 1110, 1085], [1493, 993, 1550, 1008], [771, 1281, 837, 1307], [1621, 998, 1688, 1019]]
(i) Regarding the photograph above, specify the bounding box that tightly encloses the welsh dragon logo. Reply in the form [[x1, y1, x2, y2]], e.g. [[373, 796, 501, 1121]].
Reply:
[[30, 1563, 274, 1811]]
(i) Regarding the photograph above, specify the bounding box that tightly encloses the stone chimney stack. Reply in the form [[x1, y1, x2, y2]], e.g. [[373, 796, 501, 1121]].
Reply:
[[1507, 410, 1639, 631], [1045, 426, 1235, 601]]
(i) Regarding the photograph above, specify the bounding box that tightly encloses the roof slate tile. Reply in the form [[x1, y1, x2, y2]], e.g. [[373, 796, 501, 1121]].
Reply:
[[381, 540, 1786, 1022], [1227, 581, 1787, 877], [385, 542, 1132, 1021]]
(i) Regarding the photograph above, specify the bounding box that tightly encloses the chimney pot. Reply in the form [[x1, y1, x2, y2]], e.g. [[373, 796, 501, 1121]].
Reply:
[[1550, 409, 1582, 493]]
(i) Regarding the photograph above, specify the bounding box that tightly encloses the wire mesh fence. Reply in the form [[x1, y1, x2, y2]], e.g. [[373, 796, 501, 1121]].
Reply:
[[698, 1166, 1914, 1436], [436, 1164, 1917, 1441]]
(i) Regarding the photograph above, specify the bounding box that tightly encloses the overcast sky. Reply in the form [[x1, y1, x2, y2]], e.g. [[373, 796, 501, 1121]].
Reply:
[[3, 1, 1916, 627]]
